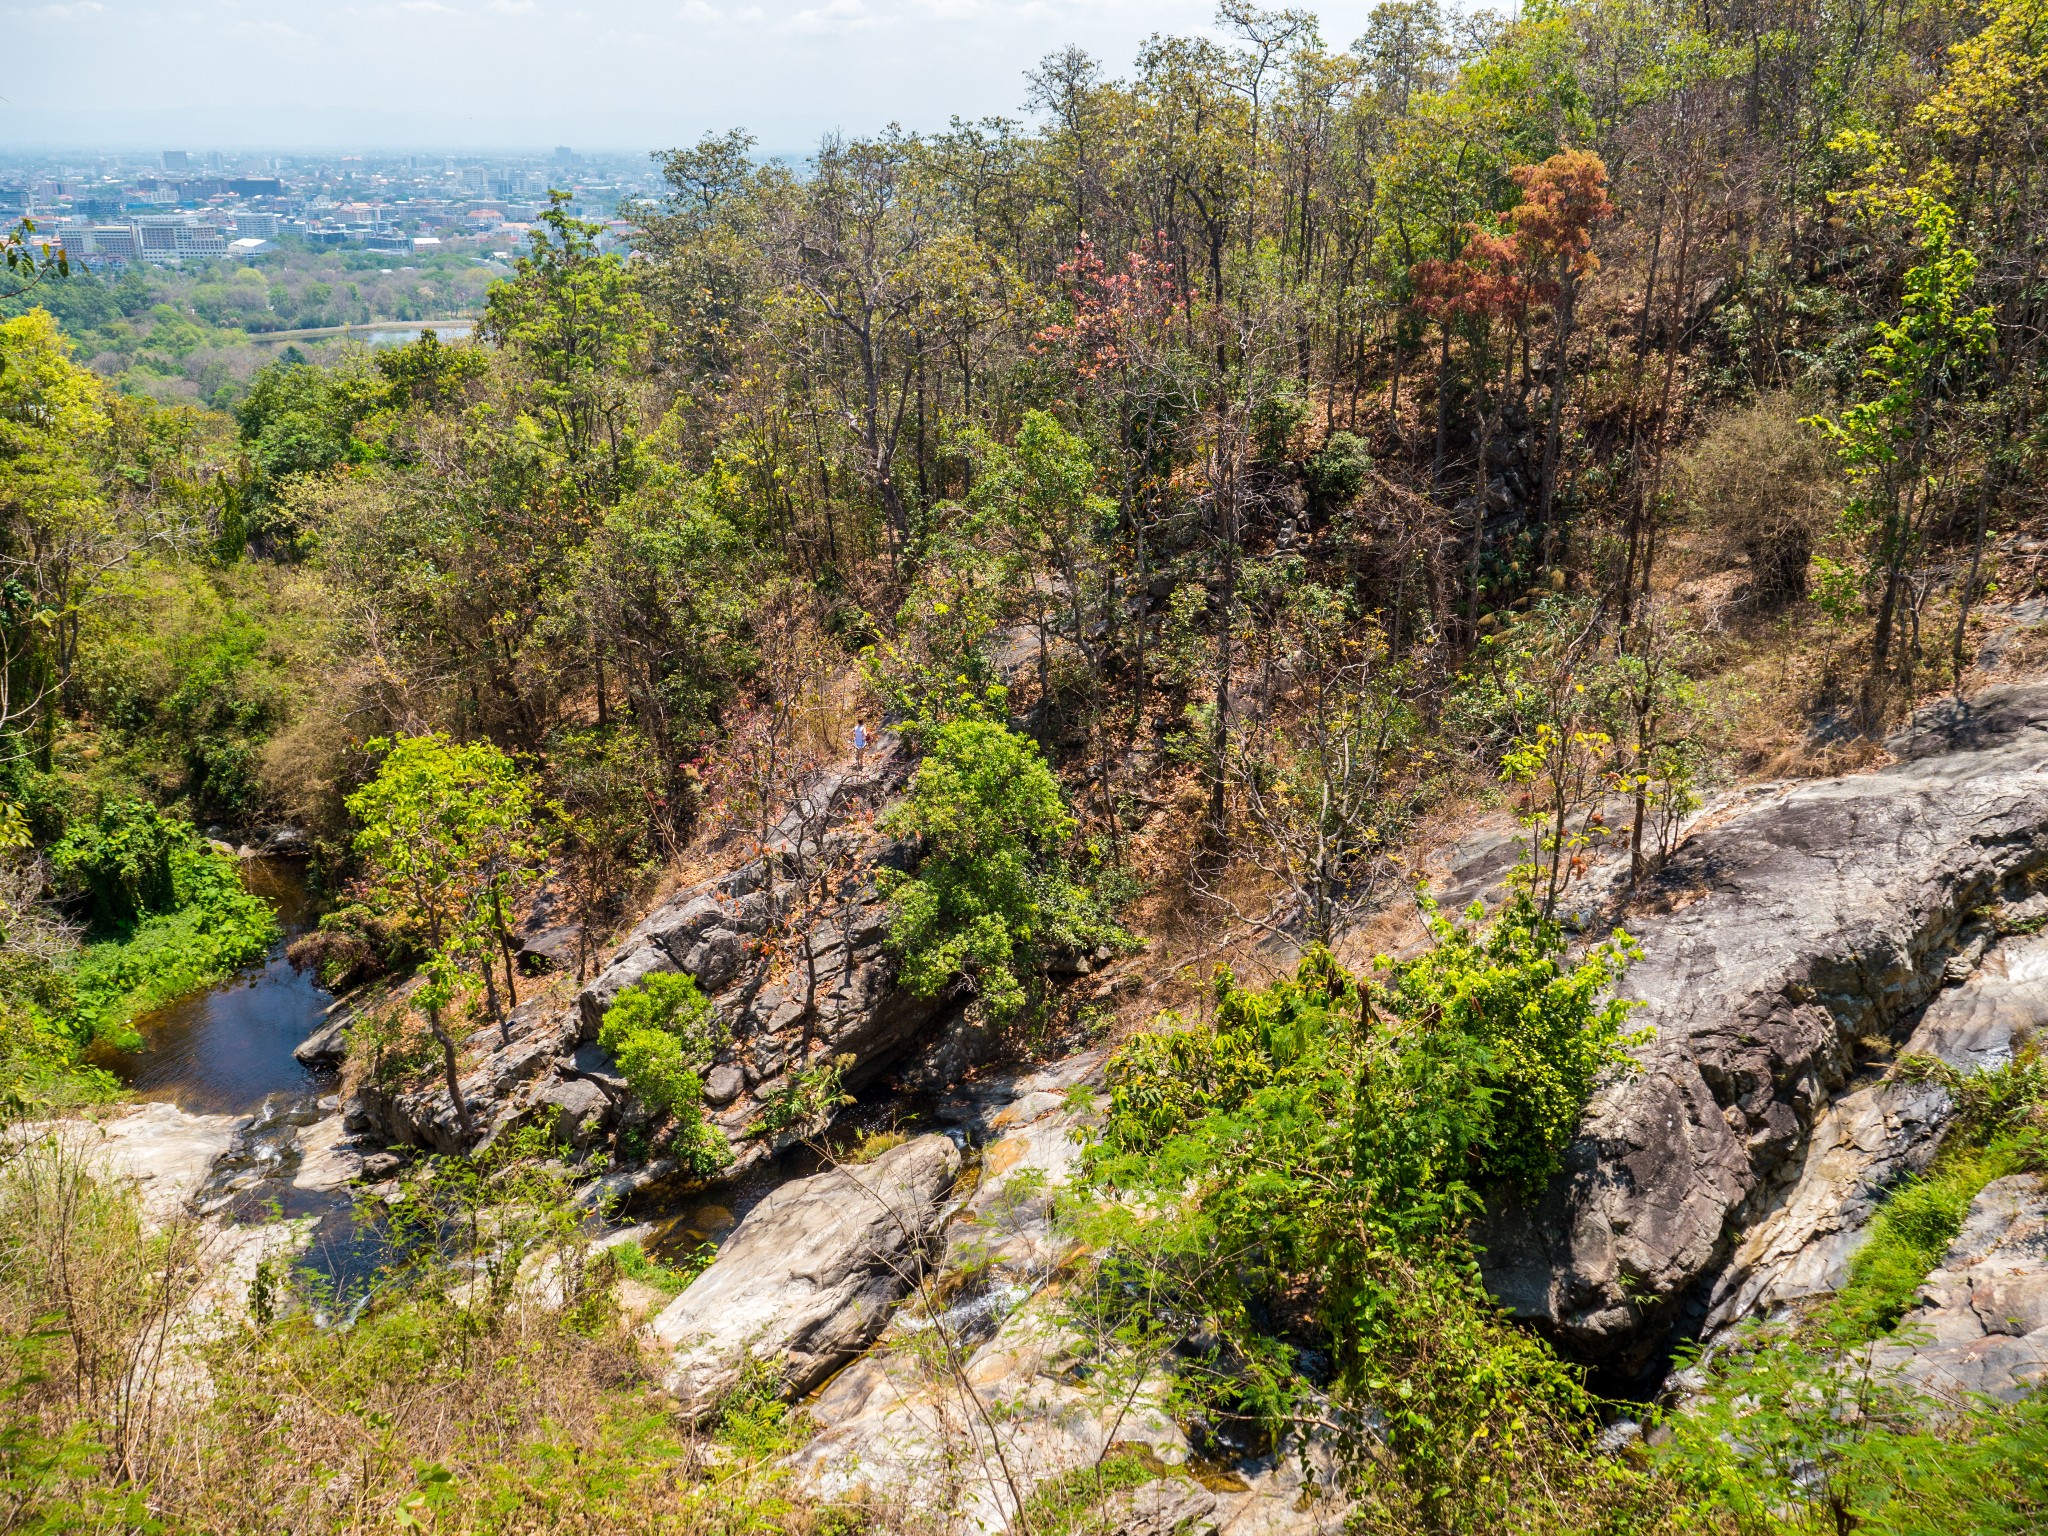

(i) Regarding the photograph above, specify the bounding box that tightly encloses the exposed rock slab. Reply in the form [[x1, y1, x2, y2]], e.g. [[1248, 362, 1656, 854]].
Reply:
[[787, 1052, 1344, 1536], [1100, 1479, 1221, 1536], [936, 1048, 1105, 1294], [346, 995, 578, 1154], [289, 1107, 365, 1192], [64, 1102, 243, 1222], [291, 1014, 350, 1067], [1475, 682, 2048, 1375], [1702, 930, 2048, 1333], [1874, 1174, 2048, 1404], [791, 1302, 1193, 1535], [649, 1132, 961, 1419]]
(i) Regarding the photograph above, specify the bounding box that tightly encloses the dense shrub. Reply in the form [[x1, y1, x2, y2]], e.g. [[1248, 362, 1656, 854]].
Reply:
[[28, 799, 277, 1054], [1077, 903, 1642, 1525], [60, 831, 277, 1050], [284, 900, 406, 991], [0, 1112, 824, 1533], [1304, 429, 1374, 513], [48, 799, 183, 931], [1676, 392, 1836, 602], [882, 719, 1135, 1022], [598, 971, 729, 1176]]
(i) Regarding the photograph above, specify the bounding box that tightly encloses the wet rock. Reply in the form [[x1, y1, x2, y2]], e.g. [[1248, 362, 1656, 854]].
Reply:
[[1475, 681, 2048, 1377], [292, 1113, 365, 1192], [293, 1014, 350, 1067], [938, 1049, 1106, 1296], [895, 1011, 993, 1093], [649, 1132, 961, 1419], [232, 824, 309, 858], [571, 1155, 678, 1215], [1873, 1174, 2048, 1403]]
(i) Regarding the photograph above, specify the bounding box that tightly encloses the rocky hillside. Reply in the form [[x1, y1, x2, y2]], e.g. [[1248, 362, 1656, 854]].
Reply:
[[1479, 682, 2048, 1386]]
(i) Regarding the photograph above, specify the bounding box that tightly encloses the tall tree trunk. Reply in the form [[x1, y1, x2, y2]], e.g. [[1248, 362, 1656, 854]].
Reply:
[[430, 1006, 475, 1140], [1536, 274, 1579, 570], [1208, 482, 1238, 844], [1430, 327, 1452, 502]]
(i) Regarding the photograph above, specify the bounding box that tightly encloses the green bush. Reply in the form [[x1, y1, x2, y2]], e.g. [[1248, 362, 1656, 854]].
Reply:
[[60, 836, 278, 1050], [882, 719, 1136, 1022], [32, 801, 280, 1053], [1076, 904, 1642, 1525], [599, 969, 721, 1066], [598, 971, 729, 1177], [749, 1052, 855, 1140], [1305, 429, 1373, 513], [48, 799, 183, 931]]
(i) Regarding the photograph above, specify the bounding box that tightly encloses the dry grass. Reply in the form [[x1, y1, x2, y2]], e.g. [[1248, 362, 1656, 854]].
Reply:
[[0, 1113, 882, 1535]]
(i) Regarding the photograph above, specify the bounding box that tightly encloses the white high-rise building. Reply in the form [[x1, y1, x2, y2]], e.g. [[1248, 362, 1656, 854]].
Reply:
[[175, 224, 226, 260]]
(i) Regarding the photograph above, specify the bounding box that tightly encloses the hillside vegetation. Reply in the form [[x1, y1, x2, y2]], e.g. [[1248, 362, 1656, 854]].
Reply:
[[2, 0, 2047, 1529]]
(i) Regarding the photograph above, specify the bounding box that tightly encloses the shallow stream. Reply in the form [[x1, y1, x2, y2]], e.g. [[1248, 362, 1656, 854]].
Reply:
[[102, 856, 335, 1112], [94, 858, 402, 1295]]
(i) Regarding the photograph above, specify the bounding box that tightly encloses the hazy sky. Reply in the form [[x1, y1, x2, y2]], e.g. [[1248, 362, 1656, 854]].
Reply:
[[11, 0, 1391, 155]]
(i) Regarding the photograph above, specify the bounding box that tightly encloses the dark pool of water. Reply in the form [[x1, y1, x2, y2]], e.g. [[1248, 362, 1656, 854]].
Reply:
[[103, 857, 336, 1114]]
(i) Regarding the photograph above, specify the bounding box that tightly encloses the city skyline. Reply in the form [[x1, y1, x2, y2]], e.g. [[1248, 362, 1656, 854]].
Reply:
[[8, 0, 1393, 153], [3, 146, 654, 273]]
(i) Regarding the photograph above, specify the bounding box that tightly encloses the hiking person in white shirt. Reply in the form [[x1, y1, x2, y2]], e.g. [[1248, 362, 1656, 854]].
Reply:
[[853, 719, 869, 769]]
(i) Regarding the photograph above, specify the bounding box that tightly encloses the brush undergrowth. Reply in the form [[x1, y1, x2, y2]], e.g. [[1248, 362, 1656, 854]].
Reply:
[[0, 1115, 863, 1535]]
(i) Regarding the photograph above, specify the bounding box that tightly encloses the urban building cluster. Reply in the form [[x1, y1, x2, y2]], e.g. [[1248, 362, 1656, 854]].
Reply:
[[0, 147, 655, 267]]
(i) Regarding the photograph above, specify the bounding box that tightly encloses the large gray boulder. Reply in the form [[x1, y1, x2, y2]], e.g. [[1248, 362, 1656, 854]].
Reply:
[[1475, 682, 2048, 1376], [786, 1055, 1347, 1536], [649, 1132, 961, 1419]]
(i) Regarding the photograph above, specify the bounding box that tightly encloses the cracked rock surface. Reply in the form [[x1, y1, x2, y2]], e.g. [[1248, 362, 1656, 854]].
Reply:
[[345, 741, 970, 1165], [784, 1053, 1345, 1536], [1474, 682, 2048, 1375], [1700, 929, 2048, 1337], [648, 1131, 961, 1420], [1874, 1173, 2048, 1403]]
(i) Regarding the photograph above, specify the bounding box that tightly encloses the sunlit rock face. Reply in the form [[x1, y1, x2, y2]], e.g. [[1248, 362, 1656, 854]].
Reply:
[[647, 1131, 961, 1419], [1475, 682, 2048, 1379], [347, 738, 974, 1164]]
